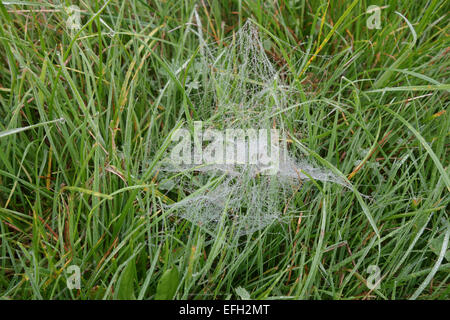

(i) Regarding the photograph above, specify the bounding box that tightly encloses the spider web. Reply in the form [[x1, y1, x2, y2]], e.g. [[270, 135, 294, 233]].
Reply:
[[159, 21, 347, 236]]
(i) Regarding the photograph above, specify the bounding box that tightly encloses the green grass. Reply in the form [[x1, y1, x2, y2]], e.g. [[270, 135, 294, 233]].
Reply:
[[0, 0, 449, 300]]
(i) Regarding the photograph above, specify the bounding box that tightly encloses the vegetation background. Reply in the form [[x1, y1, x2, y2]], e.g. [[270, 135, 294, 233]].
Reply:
[[0, 0, 448, 299]]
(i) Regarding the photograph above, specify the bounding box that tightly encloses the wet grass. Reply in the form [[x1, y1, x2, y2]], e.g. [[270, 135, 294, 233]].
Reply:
[[0, 0, 448, 299]]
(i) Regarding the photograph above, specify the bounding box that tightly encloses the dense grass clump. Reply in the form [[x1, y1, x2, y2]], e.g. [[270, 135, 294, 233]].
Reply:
[[0, 0, 448, 299]]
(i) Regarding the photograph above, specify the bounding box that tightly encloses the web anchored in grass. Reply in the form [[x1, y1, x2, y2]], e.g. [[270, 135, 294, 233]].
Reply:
[[158, 21, 351, 236]]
